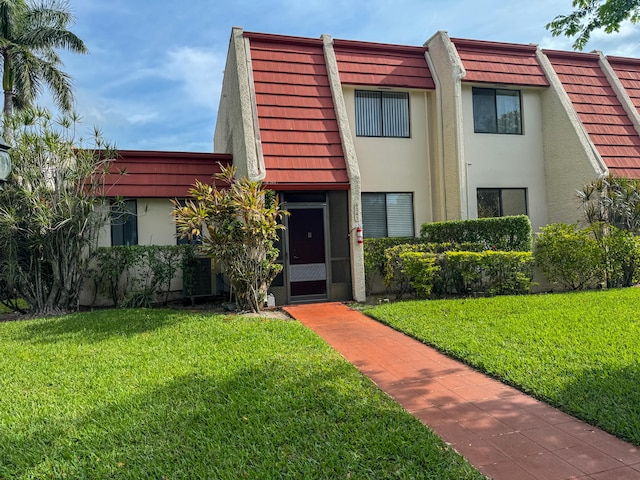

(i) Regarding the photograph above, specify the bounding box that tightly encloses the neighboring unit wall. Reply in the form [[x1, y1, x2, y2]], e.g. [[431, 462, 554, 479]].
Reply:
[[343, 87, 434, 232], [461, 86, 549, 232], [537, 51, 607, 225]]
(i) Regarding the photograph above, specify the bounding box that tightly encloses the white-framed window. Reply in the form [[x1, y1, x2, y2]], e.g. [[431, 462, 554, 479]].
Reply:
[[362, 192, 414, 238], [111, 199, 138, 246], [472, 87, 522, 134], [355, 90, 410, 137], [477, 188, 527, 218]]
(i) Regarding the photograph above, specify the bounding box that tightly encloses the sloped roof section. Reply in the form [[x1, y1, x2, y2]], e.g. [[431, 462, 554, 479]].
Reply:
[[333, 39, 434, 89], [104, 151, 232, 197], [545, 50, 640, 178], [452, 38, 549, 87], [244, 32, 349, 189], [608, 56, 640, 113]]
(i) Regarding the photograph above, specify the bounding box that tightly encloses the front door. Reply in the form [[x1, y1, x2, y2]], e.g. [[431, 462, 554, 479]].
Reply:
[[287, 206, 327, 301]]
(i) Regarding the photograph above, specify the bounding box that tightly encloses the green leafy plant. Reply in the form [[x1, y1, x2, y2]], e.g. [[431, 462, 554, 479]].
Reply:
[[399, 251, 440, 297], [90, 245, 194, 307], [534, 223, 603, 290], [172, 165, 287, 312], [0, 107, 115, 315], [420, 215, 532, 252]]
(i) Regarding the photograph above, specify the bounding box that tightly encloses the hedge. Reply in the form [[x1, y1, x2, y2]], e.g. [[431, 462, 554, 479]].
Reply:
[[420, 215, 532, 251], [383, 247, 533, 298]]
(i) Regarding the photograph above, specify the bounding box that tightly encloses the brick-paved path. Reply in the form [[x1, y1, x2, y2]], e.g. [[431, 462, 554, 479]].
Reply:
[[283, 302, 640, 480]]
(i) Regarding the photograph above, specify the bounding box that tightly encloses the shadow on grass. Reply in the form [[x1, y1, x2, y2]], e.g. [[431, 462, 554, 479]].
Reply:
[[15, 308, 194, 344], [555, 363, 640, 446], [0, 360, 483, 479]]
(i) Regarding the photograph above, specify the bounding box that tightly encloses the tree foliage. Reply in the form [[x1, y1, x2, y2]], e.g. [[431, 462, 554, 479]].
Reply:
[[172, 165, 287, 313], [547, 0, 640, 50], [0, 107, 115, 314], [0, 0, 88, 116]]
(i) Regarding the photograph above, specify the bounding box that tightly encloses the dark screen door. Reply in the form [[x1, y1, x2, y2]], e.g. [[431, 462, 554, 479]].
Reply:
[[288, 207, 327, 298]]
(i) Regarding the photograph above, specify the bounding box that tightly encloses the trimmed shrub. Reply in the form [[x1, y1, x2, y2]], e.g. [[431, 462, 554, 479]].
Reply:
[[480, 251, 534, 295], [386, 249, 533, 298], [534, 223, 603, 290], [364, 237, 425, 289], [384, 243, 436, 296], [399, 251, 439, 298], [420, 215, 532, 251]]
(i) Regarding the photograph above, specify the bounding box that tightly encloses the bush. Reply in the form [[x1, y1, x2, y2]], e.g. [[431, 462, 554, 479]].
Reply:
[[420, 215, 532, 251], [384, 243, 436, 296], [364, 237, 482, 294], [386, 249, 533, 298], [90, 245, 195, 307], [534, 223, 603, 290], [399, 251, 439, 297], [594, 224, 640, 288], [363, 237, 425, 292]]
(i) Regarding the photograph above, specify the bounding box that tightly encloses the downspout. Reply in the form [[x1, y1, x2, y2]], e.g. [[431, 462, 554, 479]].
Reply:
[[322, 34, 366, 303]]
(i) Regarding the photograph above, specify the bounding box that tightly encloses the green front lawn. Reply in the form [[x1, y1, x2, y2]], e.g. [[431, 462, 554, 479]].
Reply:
[[365, 288, 640, 445], [0, 309, 483, 479]]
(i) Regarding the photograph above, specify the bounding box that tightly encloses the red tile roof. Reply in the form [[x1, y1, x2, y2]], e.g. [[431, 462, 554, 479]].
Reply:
[[245, 32, 349, 189], [608, 56, 640, 113], [545, 50, 640, 178], [104, 151, 232, 197], [452, 38, 549, 87], [333, 39, 434, 89]]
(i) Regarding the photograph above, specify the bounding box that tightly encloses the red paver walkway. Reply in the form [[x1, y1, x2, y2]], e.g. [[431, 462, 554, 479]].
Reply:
[[283, 302, 640, 480]]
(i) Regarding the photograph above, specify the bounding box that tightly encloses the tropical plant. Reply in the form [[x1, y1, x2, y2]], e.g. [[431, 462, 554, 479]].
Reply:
[[172, 164, 287, 312], [0, 107, 115, 315], [0, 0, 87, 117], [547, 0, 640, 50]]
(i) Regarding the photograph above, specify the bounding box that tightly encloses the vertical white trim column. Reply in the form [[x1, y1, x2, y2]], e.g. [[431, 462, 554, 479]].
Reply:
[[598, 52, 640, 139], [425, 31, 467, 220], [322, 34, 366, 303], [231, 27, 265, 181]]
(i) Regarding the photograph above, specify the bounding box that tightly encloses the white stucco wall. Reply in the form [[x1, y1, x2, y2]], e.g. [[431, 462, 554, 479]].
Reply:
[[343, 87, 434, 234], [85, 198, 188, 306], [460, 85, 549, 233]]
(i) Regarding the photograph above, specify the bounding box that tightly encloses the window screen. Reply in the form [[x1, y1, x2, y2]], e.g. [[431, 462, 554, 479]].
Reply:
[[356, 91, 409, 137], [362, 192, 414, 238]]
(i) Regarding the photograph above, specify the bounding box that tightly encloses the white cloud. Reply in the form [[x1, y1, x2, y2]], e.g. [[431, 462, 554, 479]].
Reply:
[[161, 47, 223, 110]]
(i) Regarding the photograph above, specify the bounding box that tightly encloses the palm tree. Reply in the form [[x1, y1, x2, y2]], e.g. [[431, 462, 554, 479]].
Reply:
[[0, 0, 87, 117]]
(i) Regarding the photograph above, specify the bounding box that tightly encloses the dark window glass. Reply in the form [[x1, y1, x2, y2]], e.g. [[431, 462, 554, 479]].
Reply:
[[473, 88, 522, 134], [355, 91, 409, 137], [111, 199, 138, 246], [477, 188, 527, 218]]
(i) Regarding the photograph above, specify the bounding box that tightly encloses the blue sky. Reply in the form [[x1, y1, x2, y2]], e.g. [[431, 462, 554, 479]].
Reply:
[[51, 0, 640, 152]]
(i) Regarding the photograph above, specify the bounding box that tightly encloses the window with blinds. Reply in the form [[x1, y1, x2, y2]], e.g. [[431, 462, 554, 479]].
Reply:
[[362, 192, 414, 238], [355, 91, 410, 137]]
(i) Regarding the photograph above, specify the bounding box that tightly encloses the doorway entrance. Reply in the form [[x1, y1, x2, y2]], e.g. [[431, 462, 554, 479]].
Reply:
[[286, 205, 328, 302]]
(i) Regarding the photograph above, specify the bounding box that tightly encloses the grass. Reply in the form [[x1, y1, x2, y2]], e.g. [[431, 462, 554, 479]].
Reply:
[[364, 288, 640, 445], [0, 309, 484, 479]]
